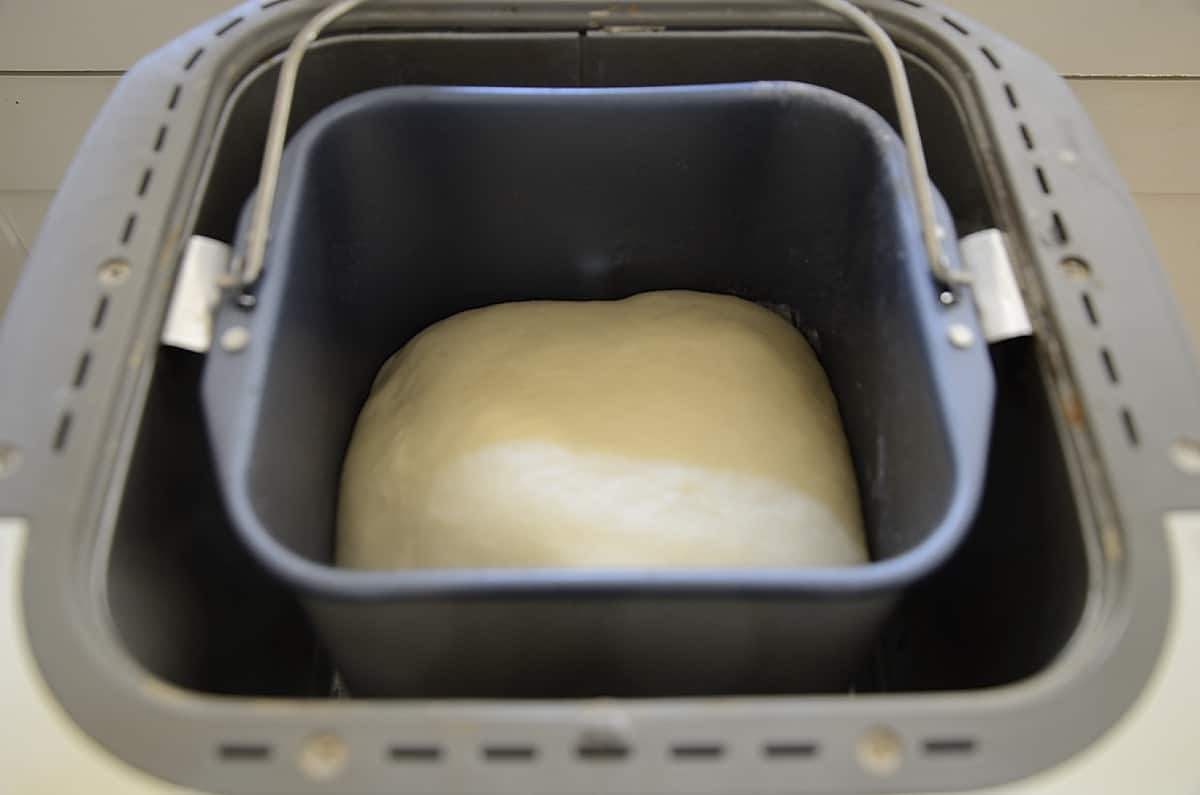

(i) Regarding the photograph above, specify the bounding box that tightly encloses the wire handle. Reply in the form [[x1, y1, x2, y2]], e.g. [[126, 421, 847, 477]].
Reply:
[[233, 0, 972, 293], [233, 0, 368, 292]]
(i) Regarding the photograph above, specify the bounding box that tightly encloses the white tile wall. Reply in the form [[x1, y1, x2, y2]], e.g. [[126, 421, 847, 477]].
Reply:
[[0, 0, 237, 71], [1068, 80, 1200, 195], [0, 76, 121, 190], [942, 0, 1200, 76], [0, 191, 54, 252]]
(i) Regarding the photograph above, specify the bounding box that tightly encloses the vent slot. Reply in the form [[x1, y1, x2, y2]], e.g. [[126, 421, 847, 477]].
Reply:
[[216, 17, 244, 37], [52, 413, 73, 452], [671, 744, 725, 760], [1019, 123, 1035, 150], [184, 48, 205, 70], [942, 16, 970, 36], [763, 742, 819, 759], [577, 742, 631, 761], [388, 745, 443, 762], [1004, 83, 1019, 109], [91, 295, 110, 330], [1082, 292, 1099, 325], [72, 351, 92, 388], [923, 738, 978, 756], [1035, 166, 1051, 195], [218, 743, 272, 762], [482, 745, 537, 762], [1121, 408, 1140, 446], [121, 214, 137, 245], [1101, 348, 1120, 383], [1051, 211, 1069, 244]]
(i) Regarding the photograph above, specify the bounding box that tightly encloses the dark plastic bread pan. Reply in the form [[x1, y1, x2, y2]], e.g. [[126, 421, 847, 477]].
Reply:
[[202, 82, 994, 697]]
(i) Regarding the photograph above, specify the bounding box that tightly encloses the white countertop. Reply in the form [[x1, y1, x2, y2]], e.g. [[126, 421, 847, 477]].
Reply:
[[2, 513, 1198, 794]]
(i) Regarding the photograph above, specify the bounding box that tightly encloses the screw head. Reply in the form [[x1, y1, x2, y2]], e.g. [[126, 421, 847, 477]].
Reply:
[[857, 726, 903, 776], [939, 290, 956, 306], [948, 323, 976, 349], [1060, 257, 1091, 280], [298, 732, 347, 781], [0, 444, 22, 480], [98, 258, 131, 287], [220, 326, 250, 353]]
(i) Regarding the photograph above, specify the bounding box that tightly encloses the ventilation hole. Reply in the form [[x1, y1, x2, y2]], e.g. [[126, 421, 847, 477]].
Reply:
[[482, 745, 537, 762], [218, 744, 272, 762], [137, 168, 153, 197], [262, 0, 292, 8], [1051, 211, 1070, 245], [1101, 348, 1120, 383], [923, 738, 977, 756], [671, 744, 725, 760], [121, 214, 137, 245], [388, 746, 443, 762], [764, 742, 819, 759], [1004, 83, 1019, 109], [52, 413, 73, 452], [216, 16, 244, 36], [942, 16, 969, 35], [895, 0, 923, 7], [92, 295, 110, 330], [1035, 166, 1051, 195], [1019, 123, 1035, 150], [980, 46, 1001, 69], [1082, 293, 1099, 326], [184, 48, 204, 71], [1121, 408, 1140, 446], [72, 351, 92, 388], [168, 85, 181, 110], [154, 125, 168, 152], [576, 743, 631, 761]]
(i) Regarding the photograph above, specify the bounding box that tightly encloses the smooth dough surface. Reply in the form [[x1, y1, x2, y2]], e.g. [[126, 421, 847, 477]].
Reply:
[[337, 290, 867, 569]]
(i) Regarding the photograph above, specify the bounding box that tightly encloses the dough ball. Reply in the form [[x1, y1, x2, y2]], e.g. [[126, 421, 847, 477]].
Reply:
[[337, 290, 867, 569]]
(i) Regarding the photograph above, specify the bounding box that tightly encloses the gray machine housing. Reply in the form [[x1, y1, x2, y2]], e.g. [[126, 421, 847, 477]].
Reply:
[[0, 1, 1197, 793]]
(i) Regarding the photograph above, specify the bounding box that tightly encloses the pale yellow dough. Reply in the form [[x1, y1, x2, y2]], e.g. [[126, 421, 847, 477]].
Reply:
[[337, 290, 867, 569]]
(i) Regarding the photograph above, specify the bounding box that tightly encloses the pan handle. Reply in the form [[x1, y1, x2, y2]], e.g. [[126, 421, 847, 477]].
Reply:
[[230, 0, 974, 296]]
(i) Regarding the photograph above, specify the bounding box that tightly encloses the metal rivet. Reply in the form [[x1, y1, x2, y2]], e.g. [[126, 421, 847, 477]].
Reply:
[[1060, 257, 1091, 280], [1058, 148, 1079, 166], [939, 290, 956, 306], [220, 326, 250, 353], [948, 324, 975, 349], [1170, 438, 1200, 475], [857, 727, 903, 776], [98, 258, 131, 287], [237, 293, 258, 309], [299, 732, 348, 781], [0, 444, 22, 480]]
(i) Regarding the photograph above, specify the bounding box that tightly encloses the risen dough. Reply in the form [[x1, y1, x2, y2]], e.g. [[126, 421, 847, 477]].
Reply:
[[337, 290, 867, 569]]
